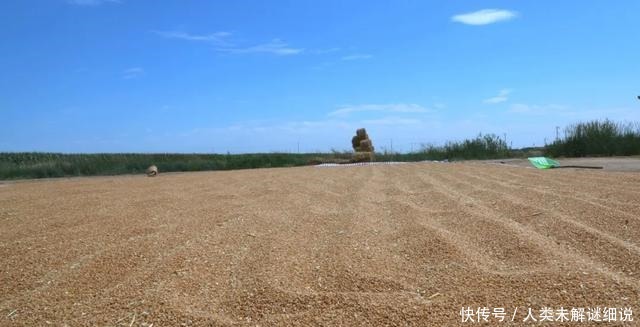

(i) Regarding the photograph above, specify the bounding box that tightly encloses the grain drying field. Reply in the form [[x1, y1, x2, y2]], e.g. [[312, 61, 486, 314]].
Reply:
[[0, 163, 639, 326]]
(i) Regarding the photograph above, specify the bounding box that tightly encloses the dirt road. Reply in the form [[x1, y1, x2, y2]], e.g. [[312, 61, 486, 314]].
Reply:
[[1, 163, 638, 326]]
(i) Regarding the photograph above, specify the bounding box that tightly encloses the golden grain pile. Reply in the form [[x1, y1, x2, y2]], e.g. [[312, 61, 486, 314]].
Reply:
[[351, 128, 375, 162]]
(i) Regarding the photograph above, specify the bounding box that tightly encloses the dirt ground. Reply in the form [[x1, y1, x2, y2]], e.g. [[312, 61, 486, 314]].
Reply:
[[1, 163, 639, 326]]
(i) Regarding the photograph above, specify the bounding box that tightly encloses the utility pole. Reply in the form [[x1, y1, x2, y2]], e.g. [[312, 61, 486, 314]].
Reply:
[[555, 126, 560, 141]]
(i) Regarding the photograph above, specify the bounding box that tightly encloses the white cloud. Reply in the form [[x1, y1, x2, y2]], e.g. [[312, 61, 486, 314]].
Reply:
[[310, 47, 341, 54], [483, 89, 512, 104], [218, 39, 303, 56], [156, 32, 302, 56], [451, 9, 518, 26], [328, 104, 430, 117], [154, 31, 232, 46], [174, 115, 491, 153], [122, 67, 144, 79], [176, 103, 436, 152], [67, 0, 120, 5], [341, 54, 373, 61]]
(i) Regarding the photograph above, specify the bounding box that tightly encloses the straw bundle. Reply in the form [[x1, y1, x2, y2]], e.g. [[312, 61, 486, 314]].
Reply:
[[356, 128, 368, 139], [350, 128, 375, 162], [359, 139, 373, 152], [352, 151, 375, 162], [352, 135, 361, 149], [146, 165, 158, 177], [352, 128, 374, 152]]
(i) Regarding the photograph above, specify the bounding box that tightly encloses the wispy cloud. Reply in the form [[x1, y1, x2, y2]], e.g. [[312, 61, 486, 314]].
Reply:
[[483, 89, 512, 104], [156, 32, 302, 56], [451, 9, 518, 26], [174, 114, 457, 153], [310, 47, 341, 54], [341, 54, 373, 61], [218, 39, 303, 56], [154, 31, 232, 46], [310, 52, 371, 70], [67, 0, 120, 5], [328, 103, 430, 117], [122, 67, 144, 79]]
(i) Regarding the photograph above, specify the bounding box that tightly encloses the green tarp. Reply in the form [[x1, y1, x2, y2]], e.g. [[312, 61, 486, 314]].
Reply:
[[528, 157, 560, 169]]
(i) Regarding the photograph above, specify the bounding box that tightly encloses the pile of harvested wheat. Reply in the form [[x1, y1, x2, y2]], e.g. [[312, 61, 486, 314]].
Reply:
[[351, 128, 375, 162]]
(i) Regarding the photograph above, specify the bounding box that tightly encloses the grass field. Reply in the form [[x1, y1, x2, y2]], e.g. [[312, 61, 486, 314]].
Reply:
[[1, 163, 638, 325], [546, 119, 640, 157], [5, 119, 638, 180], [0, 152, 323, 180], [0, 134, 522, 180]]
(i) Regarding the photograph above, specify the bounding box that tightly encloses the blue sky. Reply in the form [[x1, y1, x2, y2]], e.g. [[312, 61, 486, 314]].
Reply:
[[1, 0, 639, 153]]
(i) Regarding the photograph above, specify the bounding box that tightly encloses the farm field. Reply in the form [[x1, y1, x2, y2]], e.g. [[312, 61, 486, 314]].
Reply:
[[0, 163, 639, 326]]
